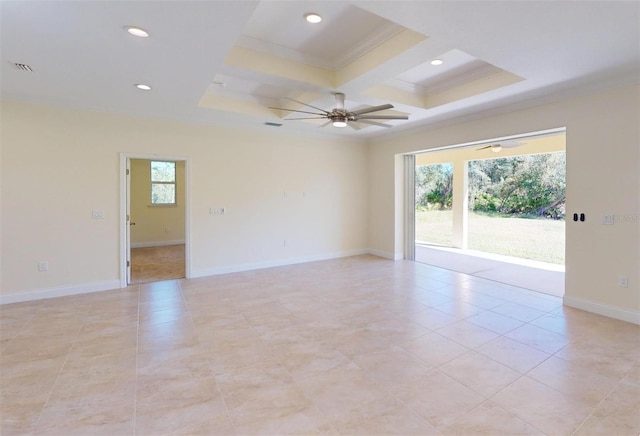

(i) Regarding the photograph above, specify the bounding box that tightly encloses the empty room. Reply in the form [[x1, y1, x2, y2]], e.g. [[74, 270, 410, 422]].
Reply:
[[1, 1, 638, 435]]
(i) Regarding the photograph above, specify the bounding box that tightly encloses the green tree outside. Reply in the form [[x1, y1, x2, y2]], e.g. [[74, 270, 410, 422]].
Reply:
[[415, 152, 566, 264]]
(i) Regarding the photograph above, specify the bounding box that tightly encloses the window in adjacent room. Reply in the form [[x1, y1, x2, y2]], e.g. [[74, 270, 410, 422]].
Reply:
[[150, 160, 177, 205]]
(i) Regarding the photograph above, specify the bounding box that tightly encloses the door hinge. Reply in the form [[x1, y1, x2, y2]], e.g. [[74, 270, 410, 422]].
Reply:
[[127, 260, 130, 267], [126, 214, 130, 222], [126, 169, 130, 176]]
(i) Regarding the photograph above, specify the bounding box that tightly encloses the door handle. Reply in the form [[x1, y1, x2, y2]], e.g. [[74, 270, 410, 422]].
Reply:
[[130, 222, 136, 226]]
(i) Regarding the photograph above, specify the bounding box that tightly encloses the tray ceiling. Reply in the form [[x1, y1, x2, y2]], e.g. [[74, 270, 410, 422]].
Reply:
[[1, 1, 638, 139]]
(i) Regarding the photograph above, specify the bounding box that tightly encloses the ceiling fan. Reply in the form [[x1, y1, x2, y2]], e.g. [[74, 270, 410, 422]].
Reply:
[[269, 92, 409, 129], [477, 140, 524, 153]]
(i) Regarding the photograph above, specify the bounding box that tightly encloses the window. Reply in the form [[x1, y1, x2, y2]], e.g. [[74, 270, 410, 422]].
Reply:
[[150, 161, 176, 205]]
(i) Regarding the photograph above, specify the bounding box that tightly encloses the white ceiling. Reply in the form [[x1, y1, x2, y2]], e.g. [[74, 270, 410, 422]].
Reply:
[[1, 1, 638, 140]]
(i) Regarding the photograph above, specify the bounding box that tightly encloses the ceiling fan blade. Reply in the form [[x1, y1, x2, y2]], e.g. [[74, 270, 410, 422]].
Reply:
[[319, 120, 333, 128], [284, 97, 330, 114], [355, 119, 393, 128], [268, 107, 326, 116], [355, 115, 409, 120], [347, 121, 361, 131], [285, 116, 329, 120], [350, 104, 394, 116], [477, 145, 493, 150]]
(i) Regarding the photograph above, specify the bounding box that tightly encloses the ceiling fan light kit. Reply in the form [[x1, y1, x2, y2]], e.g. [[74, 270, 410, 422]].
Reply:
[[269, 92, 409, 130]]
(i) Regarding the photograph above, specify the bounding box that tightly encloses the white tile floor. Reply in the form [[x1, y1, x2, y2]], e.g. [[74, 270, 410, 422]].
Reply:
[[1, 255, 638, 435]]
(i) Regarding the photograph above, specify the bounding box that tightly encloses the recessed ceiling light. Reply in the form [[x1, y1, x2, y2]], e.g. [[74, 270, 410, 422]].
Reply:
[[304, 13, 322, 24], [135, 84, 151, 91], [430, 59, 444, 66], [124, 26, 149, 38]]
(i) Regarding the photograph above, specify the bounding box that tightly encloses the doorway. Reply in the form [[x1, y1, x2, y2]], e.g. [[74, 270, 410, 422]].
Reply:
[[409, 129, 566, 296], [120, 154, 190, 287]]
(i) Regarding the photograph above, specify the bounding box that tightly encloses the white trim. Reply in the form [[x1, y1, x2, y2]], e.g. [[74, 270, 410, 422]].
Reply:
[[333, 22, 403, 70], [120, 153, 191, 288], [1, 280, 121, 305], [236, 22, 402, 71], [191, 249, 369, 278], [366, 248, 397, 260], [2, 251, 380, 304], [130, 240, 185, 249], [563, 296, 640, 325]]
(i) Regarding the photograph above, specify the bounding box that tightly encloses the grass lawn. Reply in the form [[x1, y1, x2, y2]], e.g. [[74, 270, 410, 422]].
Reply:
[[416, 210, 565, 264]]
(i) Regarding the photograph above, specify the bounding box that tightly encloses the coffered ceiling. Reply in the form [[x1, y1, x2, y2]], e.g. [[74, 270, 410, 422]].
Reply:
[[1, 1, 638, 139]]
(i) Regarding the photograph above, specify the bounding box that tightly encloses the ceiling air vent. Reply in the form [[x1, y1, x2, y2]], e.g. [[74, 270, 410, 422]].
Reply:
[[264, 122, 283, 127], [12, 62, 33, 72]]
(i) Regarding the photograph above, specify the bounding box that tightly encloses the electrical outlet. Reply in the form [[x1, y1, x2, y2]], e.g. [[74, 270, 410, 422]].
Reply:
[[38, 261, 48, 272], [209, 207, 225, 215], [618, 275, 628, 288]]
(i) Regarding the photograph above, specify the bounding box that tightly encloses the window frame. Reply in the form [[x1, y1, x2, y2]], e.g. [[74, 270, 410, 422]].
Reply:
[[150, 160, 177, 206]]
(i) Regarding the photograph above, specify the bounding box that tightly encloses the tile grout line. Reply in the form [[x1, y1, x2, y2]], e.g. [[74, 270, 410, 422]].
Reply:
[[569, 364, 635, 436], [184, 280, 240, 435], [133, 284, 140, 435], [30, 302, 90, 432]]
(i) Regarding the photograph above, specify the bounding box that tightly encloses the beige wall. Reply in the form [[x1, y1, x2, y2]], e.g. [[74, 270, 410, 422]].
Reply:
[[368, 84, 639, 323], [130, 159, 186, 247], [1, 85, 638, 324], [0, 101, 368, 300]]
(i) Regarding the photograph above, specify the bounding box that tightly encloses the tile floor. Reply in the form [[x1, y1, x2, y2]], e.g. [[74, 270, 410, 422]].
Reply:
[[130, 244, 185, 284], [1, 255, 638, 435]]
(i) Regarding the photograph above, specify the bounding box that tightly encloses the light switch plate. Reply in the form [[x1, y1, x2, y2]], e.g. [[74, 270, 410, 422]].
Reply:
[[618, 275, 629, 288], [601, 214, 614, 225]]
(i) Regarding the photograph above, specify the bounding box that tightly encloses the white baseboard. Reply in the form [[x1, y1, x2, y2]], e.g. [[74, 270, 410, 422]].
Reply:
[[1, 280, 121, 305], [131, 240, 185, 248], [563, 296, 640, 325], [2, 249, 391, 305], [191, 249, 369, 278], [366, 248, 397, 260]]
